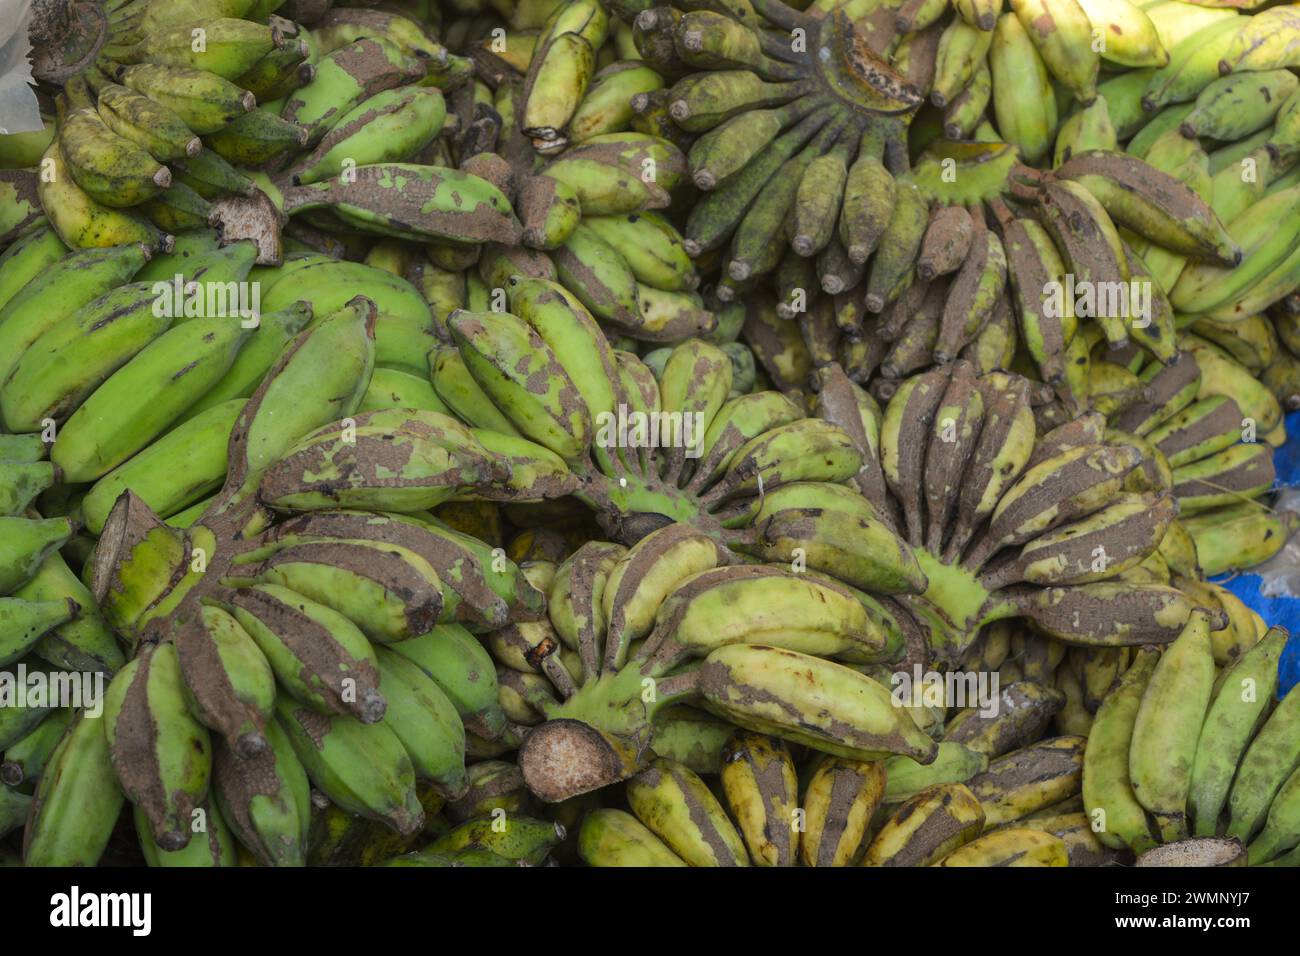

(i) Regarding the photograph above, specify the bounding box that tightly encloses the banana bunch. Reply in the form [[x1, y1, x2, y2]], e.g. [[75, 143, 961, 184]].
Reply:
[[576, 725, 1095, 866], [16, 289, 546, 866], [1099, 345, 1294, 577], [1085, 616, 1300, 865], [470, 521, 933, 802], [25, 0, 475, 253]]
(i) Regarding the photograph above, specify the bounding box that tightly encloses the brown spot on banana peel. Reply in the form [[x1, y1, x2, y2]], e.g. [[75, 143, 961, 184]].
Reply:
[[721, 732, 799, 867], [227, 587, 384, 722], [1025, 413, 1107, 469], [282, 167, 522, 246], [212, 737, 300, 866], [1110, 352, 1201, 436], [1008, 582, 1192, 646], [173, 612, 267, 758], [257, 432, 476, 507], [1150, 397, 1243, 464], [944, 681, 1066, 758]]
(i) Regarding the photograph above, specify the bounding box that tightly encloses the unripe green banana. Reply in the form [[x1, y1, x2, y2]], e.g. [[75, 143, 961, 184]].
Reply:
[[103, 642, 213, 851], [276, 698, 424, 836], [22, 712, 125, 866], [1130, 609, 1215, 843]]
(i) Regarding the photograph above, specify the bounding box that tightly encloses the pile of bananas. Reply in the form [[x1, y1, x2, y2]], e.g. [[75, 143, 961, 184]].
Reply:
[[2, 0, 1300, 869]]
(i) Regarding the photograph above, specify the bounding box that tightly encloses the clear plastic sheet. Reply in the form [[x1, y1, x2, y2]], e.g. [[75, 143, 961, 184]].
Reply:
[[0, 0, 41, 135]]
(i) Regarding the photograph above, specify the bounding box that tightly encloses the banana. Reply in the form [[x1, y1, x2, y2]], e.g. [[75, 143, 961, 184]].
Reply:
[[551, 222, 642, 330], [1129, 609, 1215, 843], [1172, 185, 1300, 316], [719, 731, 799, 867], [0, 516, 75, 596], [115, 63, 255, 135], [651, 564, 889, 662], [376, 647, 468, 798], [222, 295, 375, 487], [863, 783, 986, 866], [1171, 442, 1274, 513], [134, 797, 237, 867], [1037, 178, 1131, 346], [800, 756, 886, 867], [0, 281, 170, 432], [884, 743, 990, 803], [227, 583, 384, 722], [1248, 763, 1300, 865], [597, 524, 727, 668], [1226, 681, 1300, 844], [1217, 4, 1300, 73], [983, 491, 1175, 589], [582, 212, 698, 292], [103, 642, 213, 850], [1019, 580, 1190, 647], [1011, 0, 1100, 102], [1187, 628, 1285, 837], [864, 177, 928, 314], [51, 316, 250, 483], [36, 140, 165, 251], [945, 681, 1066, 757], [256, 413, 502, 514], [1056, 151, 1238, 265], [59, 107, 171, 208], [22, 713, 124, 866], [448, 309, 589, 460], [1182, 501, 1299, 576], [578, 807, 685, 865], [281, 164, 522, 247], [280, 37, 424, 144], [276, 698, 424, 836], [290, 87, 446, 186], [990, 13, 1059, 164], [91, 80, 202, 162], [12, 553, 124, 674], [390, 624, 509, 739], [1181, 333, 1282, 433], [934, 827, 1070, 865], [968, 736, 1087, 827], [1077, 0, 1168, 68], [0, 598, 79, 668], [242, 536, 446, 642], [233, 37, 314, 103], [0, 707, 72, 789], [1181, 69, 1299, 142], [626, 757, 748, 866], [181, 304, 314, 421], [0, 226, 67, 312], [932, 19, 996, 108], [1142, 15, 1244, 111], [697, 644, 938, 763], [430, 812, 565, 864]]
